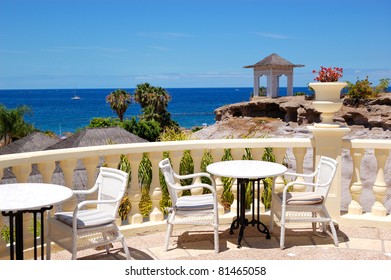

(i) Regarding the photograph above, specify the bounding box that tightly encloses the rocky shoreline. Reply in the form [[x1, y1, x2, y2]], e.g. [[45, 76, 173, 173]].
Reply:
[[193, 93, 391, 140]]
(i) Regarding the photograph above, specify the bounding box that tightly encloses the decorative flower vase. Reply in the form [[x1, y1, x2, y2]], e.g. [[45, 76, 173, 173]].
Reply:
[[309, 82, 347, 128]]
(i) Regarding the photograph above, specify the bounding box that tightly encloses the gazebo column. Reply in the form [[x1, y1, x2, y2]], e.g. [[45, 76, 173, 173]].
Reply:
[[287, 74, 294, 96], [253, 71, 260, 97], [270, 73, 279, 98], [266, 73, 272, 98]]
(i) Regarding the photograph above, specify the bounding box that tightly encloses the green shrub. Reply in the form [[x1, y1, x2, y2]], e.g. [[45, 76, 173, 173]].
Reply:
[[346, 77, 376, 104]]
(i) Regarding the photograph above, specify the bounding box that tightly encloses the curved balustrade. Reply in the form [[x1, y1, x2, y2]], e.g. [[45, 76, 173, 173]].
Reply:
[[0, 137, 390, 259]]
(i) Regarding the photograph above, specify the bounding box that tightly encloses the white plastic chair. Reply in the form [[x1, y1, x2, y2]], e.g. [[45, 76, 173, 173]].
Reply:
[[46, 167, 131, 260], [159, 158, 219, 254], [270, 156, 339, 249]]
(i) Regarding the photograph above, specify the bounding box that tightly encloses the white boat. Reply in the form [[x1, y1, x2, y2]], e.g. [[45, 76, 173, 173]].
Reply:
[[71, 88, 80, 100]]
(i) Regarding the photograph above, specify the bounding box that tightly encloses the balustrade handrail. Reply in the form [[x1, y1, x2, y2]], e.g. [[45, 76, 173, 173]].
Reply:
[[0, 138, 312, 168]]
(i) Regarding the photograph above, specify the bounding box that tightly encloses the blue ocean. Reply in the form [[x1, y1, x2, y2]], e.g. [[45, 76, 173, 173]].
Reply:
[[0, 87, 312, 135]]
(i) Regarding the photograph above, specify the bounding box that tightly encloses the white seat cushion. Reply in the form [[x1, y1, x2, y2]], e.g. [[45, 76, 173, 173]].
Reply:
[[175, 194, 214, 211], [278, 192, 324, 205], [54, 210, 115, 229]]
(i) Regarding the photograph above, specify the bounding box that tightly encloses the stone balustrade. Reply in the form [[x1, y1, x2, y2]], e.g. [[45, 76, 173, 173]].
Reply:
[[0, 131, 390, 259]]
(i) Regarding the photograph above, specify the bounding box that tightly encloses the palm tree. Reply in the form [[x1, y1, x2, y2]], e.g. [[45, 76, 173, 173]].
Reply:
[[133, 83, 154, 108], [133, 83, 176, 129], [0, 105, 35, 145], [105, 89, 131, 122]]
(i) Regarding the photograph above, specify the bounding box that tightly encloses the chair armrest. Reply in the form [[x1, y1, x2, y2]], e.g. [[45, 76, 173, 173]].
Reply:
[[73, 184, 99, 195], [285, 171, 317, 179], [175, 172, 213, 181], [282, 180, 318, 193], [169, 182, 216, 193], [75, 199, 119, 211]]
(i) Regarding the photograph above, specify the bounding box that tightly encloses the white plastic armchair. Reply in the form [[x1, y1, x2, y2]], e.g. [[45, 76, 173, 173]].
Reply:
[[159, 158, 219, 254], [270, 156, 339, 249], [46, 167, 131, 260]]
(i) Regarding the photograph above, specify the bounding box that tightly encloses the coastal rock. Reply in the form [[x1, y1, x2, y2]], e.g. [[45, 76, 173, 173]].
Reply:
[[214, 94, 391, 130]]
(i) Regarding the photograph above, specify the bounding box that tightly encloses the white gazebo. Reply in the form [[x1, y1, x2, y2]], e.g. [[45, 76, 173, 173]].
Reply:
[[244, 53, 304, 98]]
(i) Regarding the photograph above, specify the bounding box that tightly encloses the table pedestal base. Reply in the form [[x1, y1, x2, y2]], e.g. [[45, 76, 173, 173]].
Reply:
[[229, 178, 270, 248], [2, 206, 52, 260]]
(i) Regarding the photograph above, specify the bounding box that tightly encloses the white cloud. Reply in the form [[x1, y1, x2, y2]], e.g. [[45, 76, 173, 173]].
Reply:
[[148, 45, 171, 51], [136, 32, 192, 39], [252, 32, 289, 39]]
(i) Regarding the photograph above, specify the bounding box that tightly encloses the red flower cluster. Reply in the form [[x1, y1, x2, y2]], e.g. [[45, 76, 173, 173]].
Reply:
[[312, 66, 343, 82]]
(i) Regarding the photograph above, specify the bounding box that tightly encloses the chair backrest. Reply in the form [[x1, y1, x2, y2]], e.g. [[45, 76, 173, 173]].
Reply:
[[159, 158, 179, 205], [314, 156, 338, 198], [95, 167, 129, 218]]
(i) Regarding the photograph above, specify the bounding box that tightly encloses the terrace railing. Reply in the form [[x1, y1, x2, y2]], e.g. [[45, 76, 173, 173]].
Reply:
[[0, 128, 390, 259]]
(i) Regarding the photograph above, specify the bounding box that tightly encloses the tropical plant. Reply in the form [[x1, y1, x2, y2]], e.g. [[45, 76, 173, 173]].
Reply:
[[0, 105, 35, 145], [105, 89, 131, 122], [312, 66, 343, 82]]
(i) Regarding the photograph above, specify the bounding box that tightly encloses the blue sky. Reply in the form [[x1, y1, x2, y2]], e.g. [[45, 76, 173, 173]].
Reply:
[[0, 0, 390, 89]]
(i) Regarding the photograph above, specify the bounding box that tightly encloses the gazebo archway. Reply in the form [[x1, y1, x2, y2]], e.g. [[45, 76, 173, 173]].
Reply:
[[244, 53, 304, 98]]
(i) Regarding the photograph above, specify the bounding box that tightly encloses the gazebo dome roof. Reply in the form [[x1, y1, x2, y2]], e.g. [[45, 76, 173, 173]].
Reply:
[[243, 53, 304, 69]]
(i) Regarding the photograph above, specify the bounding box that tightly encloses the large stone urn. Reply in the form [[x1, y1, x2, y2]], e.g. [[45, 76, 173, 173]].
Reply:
[[309, 82, 347, 128]]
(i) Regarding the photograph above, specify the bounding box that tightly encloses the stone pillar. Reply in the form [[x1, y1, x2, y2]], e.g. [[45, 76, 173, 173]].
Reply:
[[253, 72, 259, 97], [266, 73, 272, 98], [348, 148, 364, 215], [371, 149, 388, 216], [287, 74, 294, 96], [308, 126, 350, 219], [148, 152, 164, 222]]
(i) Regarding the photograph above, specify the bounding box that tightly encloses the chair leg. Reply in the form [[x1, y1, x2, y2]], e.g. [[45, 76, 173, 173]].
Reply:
[[280, 206, 286, 249], [46, 238, 51, 260], [280, 224, 286, 249], [121, 236, 131, 260], [102, 232, 110, 254], [164, 223, 173, 252], [312, 222, 317, 233], [214, 224, 219, 254], [269, 207, 274, 232], [328, 220, 339, 247]]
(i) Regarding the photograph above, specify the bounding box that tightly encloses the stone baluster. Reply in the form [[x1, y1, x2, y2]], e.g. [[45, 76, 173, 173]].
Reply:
[[103, 155, 120, 168], [230, 148, 244, 213], [11, 164, 32, 243], [171, 151, 183, 198], [12, 164, 31, 183], [292, 147, 307, 192], [83, 157, 100, 207], [272, 147, 286, 193], [36, 162, 56, 183], [348, 148, 364, 215], [127, 153, 143, 224], [371, 149, 388, 217], [210, 148, 225, 215], [59, 159, 77, 211], [190, 149, 204, 195], [148, 152, 163, 222]]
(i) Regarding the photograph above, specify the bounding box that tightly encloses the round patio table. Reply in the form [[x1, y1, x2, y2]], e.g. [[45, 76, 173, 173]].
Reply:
[[207, 160, 287, 248], [0, 183, 73, 260]]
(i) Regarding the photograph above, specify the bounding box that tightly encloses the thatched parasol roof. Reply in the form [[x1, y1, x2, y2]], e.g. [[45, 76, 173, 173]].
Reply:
[[0, 131, 59, 155], [243, 53, 304, 69], [45, 127, 148, 150]]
